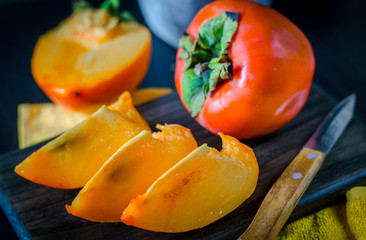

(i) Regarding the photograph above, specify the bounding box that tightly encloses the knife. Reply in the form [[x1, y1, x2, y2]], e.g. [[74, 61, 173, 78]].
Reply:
[[238, 94, 356, 240]]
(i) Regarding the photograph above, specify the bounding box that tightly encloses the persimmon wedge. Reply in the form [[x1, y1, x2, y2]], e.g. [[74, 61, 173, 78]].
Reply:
[[14, 92, 150, 189], [31, 8, 152, 113], [18, 87, 172, 149], [121, 133, 259, 232], [66, 124, 197, 222]]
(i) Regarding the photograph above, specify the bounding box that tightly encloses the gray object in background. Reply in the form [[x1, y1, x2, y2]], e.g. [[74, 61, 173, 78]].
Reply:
[[138, 0, 271, 49]]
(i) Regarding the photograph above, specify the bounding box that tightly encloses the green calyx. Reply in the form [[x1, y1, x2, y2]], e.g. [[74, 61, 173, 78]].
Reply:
[[179, 12, 238, 117], [72, 0, 136, 22]]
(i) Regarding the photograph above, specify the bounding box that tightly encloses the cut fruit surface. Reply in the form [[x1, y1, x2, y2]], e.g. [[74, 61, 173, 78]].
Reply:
[[131, 88, 173, 106], [14, 92, 150, 189], [17, 103, 88, 149], [32, 8, 152, 112], [17, 87, 172, 149], [121, 133, 259, 232], [66, 124, 198, 222]]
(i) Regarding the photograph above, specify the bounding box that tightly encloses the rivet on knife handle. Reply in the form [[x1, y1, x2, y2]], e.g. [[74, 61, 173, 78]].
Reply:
[[238, 147, 325, 240]]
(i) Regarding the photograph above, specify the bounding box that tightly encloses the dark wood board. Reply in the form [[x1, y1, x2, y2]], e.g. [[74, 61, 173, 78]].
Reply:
[[0, 84, 365, 240]]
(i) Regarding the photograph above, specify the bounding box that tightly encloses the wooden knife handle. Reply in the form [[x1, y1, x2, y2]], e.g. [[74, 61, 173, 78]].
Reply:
[[238, 147, 325, 240]]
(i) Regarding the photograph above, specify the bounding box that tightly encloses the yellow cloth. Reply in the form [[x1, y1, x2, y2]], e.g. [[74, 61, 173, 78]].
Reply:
[[277, 186, 366, 240]]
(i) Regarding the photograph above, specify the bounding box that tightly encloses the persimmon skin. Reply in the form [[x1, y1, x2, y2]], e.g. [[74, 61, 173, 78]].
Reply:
[[175, 0, 315, 139]]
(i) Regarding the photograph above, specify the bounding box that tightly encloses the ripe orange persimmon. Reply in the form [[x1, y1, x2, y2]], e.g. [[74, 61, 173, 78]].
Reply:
[[175, 0, 315, 139], [31, 5, 152, 112]]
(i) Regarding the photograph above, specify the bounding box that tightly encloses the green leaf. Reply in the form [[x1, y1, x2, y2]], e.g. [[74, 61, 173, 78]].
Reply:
[[72, 0, 92, 12], [99, 0, 137, 22], [208, 68, 220, 92], [120, 10, 136, 22], [189, 48, 211, 69], [182, 70, 206, 117], [220, 13, 238, 54], [100, 0, 120, 16], [198, 13, 225, 49], [178, 35, 193, 60], [179, 35, 193, 52], [208, 62, 231, 94], [72, 0, 137, 23], [179, 12, 238, 117], [201, 70, 212, 97], [197, 12, 238, 53]]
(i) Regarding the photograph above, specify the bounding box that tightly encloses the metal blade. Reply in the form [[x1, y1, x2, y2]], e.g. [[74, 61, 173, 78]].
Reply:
[[304, 94, 356, 155]]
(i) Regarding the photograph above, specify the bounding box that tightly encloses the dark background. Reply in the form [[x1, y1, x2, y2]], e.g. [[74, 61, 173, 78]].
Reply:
[[0, 0, 365, 239]]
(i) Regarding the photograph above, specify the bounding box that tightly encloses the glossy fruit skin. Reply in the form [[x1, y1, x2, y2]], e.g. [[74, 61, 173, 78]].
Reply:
[[175, 0, 315, 139]]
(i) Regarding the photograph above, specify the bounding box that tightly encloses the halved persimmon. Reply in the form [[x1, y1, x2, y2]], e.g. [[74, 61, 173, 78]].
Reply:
[[121, 133, 259, 232], [14, 92, 150, 189], [66, 124, 198, 222], [31, 5, 152, 112]]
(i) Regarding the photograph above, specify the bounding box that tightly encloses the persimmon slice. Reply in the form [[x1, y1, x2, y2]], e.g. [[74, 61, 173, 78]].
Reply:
[[14, 92, 150, 189], [17, 87, 172, 149], [121, 133, 259, 232], [66, 124, 197, 222]]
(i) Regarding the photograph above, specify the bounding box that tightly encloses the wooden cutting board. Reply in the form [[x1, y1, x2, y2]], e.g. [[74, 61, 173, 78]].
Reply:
[[0, 84, 366, 240]]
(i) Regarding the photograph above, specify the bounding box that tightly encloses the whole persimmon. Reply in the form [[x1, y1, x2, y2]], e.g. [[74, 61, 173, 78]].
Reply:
[[175, 0, 315, 139], [32, 0, 152, 112]]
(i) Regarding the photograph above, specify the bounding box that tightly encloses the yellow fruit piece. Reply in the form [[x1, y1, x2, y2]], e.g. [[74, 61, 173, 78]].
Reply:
[[131, 88, 172, 106], [121, 133, 259, 232], [17, 103, 88, 149], [66, 124, 198, 222], [14, 92, 150, 189], [17, 87, 172, 149]]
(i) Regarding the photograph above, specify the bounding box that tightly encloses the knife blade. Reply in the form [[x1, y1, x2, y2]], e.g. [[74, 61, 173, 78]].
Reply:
[[238, 94, 356, 240]]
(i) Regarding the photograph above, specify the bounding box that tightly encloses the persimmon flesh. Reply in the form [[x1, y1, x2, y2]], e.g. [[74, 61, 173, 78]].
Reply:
[[121, 133, 259, 232], [14, 92, 150, 189], [66, 124, 198, 222], [32, 9, 152, 112]]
